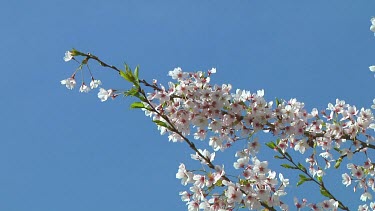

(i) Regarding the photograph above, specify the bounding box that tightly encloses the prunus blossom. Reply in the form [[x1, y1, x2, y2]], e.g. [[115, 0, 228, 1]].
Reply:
[[60, 18, 375, 211]]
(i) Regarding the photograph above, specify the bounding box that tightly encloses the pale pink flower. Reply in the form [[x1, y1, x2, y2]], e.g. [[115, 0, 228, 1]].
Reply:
[[198, 201, 210, 210], [191, 149, 215, 164], [361, 192, 372, 202], [233, 157, 249, 169], [351, 167, 364, 179], [342, 173, 351, 187], [193, 174, 206, 188], [97, 88, 113, 102], [371, 23, 375, 33], [90, 79, 102, 89], [253, 158, 268, 175], [208, 136, 223, 151], [294, 139, 308, 154], [63, 51, 73, 62], [179, 191, 191, 202], [208, 67, 216, 74], [294, 197, 307, 209], [60, 77, 76, 90], [187, 200, 199, 211], [168, 67, 188, 81], [79, 83, 90, 93], [225, 186, 242, 204], [279, 173, 289, 187], [370, 202, 375, 210], [358, 204, 369, 211], [244, 193, 261, 210], [176, 163, 194, 186], [319, 199, 338, 210], [193, 128, 206, 140]]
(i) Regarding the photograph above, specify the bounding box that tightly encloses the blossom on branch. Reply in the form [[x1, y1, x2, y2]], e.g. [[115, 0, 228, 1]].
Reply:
[[63, 51, 73, 62], [60, 77, 76, 90], [59, 17, 375, 211], [97, 88, 114, 102]]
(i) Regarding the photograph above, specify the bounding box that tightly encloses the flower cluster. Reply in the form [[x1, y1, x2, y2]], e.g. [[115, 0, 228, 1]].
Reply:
[[137, 65, 375, 210], [61, 51, 119, 101], [293, 197, 340, 211], [60, 17, 375, 210]]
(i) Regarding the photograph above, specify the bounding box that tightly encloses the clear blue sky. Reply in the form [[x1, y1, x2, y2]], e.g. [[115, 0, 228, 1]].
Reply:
[[1, 1, 375, 210]]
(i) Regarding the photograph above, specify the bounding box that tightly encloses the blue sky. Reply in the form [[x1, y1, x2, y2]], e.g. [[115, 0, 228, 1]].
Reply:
[[1, 1, 375, 210]]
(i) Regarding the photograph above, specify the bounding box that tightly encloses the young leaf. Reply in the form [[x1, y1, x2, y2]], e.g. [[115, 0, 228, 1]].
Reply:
[[215, 179, 224, 187], [71, 48, 85, 56], [153, 120, 169, 128], [240, 179, 250, 186], [334, 158, 342, 169], [281, 164, 298, 169], [299, 174, 308, 180], [275, 98, 281, 106], [317, 176, 323, 183], [320, 188, 331, 198], [130, 102, 145, 109], [266, 142, 276, 149], [134, 65, 139, 79], [122, 64, 136, 83], [296, 179, 306, 187], [274, 155, 284, 159], [133, 66, 140, 87], [124, 87, 139, 97], [297, 163, 307, 172], [296, 174, 312, 187], [120, 70, 132, 82]]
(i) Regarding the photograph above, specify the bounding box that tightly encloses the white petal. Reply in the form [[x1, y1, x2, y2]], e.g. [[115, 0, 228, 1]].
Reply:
[[371, 25, 375, 33]]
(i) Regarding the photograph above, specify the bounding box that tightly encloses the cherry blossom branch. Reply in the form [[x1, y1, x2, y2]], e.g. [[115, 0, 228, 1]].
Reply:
[[277, 150, 349, 210], [136, 86, 277, 211], [75, 51, 121, 73], [66, 51, 277, 210], [63, 34, 375, 209]]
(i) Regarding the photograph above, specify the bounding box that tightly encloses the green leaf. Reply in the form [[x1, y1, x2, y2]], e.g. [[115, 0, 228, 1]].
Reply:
[[124, 87, 139, 97], [124, 87, 145, 101], [121, 64, 136, 83], [266, 141, 276, 149], [276, 139, 280, 145], [317, 176, 323, 183], [239, 179, 250, 185], [296, 174, 312, 187], [296, 180, 305, 187], [153, 120, 169, 128], [120, 70, 132, 82], [281, 164, 298, 169], [125, 63, 130, 72], [333, 147, 341, 153], [134, 65, 139, 79], [70, 48, 85, 56], [130, 102, 145, 109], [215, 179, 224, 187], [297, 163, 307, 172], [275, 98, 281, 106], [334, 158, 342, 169], [299, 174, 308, 180], [274, 155, 284, 159], [320, 188, 331, 198]]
